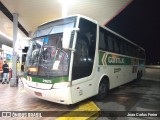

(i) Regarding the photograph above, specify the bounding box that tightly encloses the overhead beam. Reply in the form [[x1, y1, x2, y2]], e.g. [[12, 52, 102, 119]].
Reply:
[[0, 1, 29, 37]]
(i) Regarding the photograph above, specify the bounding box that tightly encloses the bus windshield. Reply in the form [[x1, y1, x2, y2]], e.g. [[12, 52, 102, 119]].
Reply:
[[25, 34, 71, 78], [25, 17, 77, 78], [33, 17, 77, 38]]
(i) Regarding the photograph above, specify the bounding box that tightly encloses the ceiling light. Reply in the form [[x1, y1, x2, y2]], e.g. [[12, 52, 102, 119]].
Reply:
[[58, 0, 73, 17]]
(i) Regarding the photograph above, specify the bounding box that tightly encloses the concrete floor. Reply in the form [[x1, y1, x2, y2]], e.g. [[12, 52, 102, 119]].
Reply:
[[144, 67, 160, 81], [96, 67, 160, 120], [0, 80, 78, 120], [96, 79, 160, 120]]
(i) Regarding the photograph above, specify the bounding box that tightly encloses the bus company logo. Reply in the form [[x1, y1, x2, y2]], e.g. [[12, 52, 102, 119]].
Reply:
[[101, 53, 107, 65], [108, 56, 125, 64], [43, 79, 52, 84]]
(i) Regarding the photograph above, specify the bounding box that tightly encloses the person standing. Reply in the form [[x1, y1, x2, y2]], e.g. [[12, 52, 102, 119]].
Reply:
[[2, 61, 9, 84], [21, 62, 24, 72]]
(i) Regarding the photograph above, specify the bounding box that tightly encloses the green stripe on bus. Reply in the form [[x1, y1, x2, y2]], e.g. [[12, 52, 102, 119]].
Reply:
[[99, 51, 132, 65], [99, 52, 104, 65], [31, 76, 68, 84]]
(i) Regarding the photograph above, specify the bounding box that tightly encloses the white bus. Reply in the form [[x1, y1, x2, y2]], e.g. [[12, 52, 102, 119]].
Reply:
[[22, 15, 145, 104]]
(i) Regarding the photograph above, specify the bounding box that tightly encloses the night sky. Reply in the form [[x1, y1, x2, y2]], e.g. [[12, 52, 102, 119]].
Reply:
[[106, 0, 160, 65]]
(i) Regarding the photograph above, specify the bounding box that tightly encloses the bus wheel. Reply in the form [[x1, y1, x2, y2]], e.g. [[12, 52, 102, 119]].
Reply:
[[137, 71, 142, 81], [95, 79, 108, 100]]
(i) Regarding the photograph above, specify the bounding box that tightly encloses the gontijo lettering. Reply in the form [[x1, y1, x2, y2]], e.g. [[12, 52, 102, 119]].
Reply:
[[108, 56, 124, 64]]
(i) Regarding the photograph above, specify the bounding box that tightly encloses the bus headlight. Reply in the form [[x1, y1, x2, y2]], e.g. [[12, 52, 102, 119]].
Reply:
[[28, 67, 38, 72]]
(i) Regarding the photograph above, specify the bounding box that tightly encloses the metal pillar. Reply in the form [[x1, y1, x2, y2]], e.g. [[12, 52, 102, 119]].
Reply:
[[10, 13, 19, 87], [28, 31, 32, 45]]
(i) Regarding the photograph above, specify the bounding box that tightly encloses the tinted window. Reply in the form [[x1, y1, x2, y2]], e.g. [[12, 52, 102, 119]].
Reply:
[[119, 40, 124, 54], [72, 18, 97, 80], [98, 27, 145, 59], [108, 36, 114, 52], [114, 37, 120, 53], [99, 28, 107, 50]]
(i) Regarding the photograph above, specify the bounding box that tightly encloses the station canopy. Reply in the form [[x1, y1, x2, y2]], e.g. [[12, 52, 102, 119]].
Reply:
[[0, 0, 132, 47]]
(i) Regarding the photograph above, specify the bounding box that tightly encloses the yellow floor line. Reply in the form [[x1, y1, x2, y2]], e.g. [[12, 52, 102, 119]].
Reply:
[[56, 101, 100, 120]]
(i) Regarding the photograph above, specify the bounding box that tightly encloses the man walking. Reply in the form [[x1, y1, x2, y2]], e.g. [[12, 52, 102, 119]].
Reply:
[[2, 61, 9, 84]]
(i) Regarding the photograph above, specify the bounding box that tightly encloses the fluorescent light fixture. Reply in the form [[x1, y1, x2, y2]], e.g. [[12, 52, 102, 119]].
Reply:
[[58, 0, 73, 17]]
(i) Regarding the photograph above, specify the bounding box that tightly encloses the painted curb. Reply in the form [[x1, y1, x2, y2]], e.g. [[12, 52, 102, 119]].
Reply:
[[56, 101, 100, 120]]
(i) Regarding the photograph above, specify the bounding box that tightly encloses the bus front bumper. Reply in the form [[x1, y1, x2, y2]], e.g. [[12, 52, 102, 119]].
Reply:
[[22, 79, 72, 105]]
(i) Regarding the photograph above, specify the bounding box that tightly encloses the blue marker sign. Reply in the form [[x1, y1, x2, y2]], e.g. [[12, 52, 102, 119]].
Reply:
[[43, 37, 49, 44]]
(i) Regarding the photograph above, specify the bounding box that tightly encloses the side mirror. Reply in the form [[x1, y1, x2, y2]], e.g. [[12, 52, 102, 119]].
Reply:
[[62, 28, 79, 50]]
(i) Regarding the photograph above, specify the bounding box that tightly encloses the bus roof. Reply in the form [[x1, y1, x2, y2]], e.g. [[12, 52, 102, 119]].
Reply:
[[39, 14, 98, 28], [38, 14, 145, 51]]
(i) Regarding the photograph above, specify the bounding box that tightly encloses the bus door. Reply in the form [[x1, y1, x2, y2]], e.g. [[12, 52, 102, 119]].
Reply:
[[71, 18, 97, 103]]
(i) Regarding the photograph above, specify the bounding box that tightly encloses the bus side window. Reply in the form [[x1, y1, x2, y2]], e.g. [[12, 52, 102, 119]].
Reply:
[[114, 37, 120, 53], [127, 44, 131, 56], [99, 30, 106, 50], [120, 40, 124, 54], [123, 42, 128, 55], [107, 36, 114, 52], [99, 28, 108, 51]]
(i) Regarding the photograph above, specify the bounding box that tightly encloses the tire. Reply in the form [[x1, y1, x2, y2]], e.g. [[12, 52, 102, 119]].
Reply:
[[95, 79, 109, 100], [137, 71, 142, 81]]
